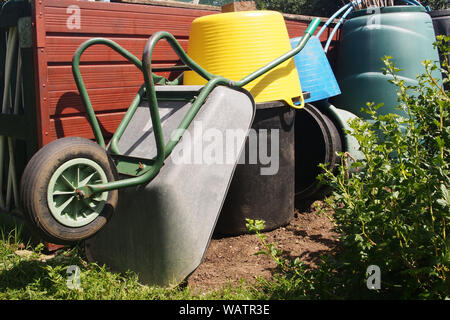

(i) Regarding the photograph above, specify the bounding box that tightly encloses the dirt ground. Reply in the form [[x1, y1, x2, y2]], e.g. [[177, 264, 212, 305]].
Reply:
[[186, 200, 338, 293]]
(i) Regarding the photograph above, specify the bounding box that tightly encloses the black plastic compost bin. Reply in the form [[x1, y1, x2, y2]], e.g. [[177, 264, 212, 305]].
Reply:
[[214, 101, 295, 235]]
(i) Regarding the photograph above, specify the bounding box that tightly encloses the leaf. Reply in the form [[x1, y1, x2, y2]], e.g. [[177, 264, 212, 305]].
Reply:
[[354, 234, 363, 243], [437, 199, 448, 208], [254, 250, 268, 256], [245, 218, 266, 233], [441, 252, 450, 267], [441, 184, 449, 204]]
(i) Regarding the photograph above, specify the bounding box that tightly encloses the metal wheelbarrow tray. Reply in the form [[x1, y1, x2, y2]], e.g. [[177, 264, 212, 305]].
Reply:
[[85, 85, 255, 286]]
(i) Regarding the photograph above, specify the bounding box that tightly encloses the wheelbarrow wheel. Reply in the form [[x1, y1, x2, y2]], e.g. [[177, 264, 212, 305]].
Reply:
[[20, 137, 118, 244]]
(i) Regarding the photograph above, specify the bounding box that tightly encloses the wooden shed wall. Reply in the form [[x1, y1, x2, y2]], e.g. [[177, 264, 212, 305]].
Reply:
[[32, 0, 339, 147]]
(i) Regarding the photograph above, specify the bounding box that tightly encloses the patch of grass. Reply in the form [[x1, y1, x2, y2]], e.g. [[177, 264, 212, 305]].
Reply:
[[0, 226, 260, 300]]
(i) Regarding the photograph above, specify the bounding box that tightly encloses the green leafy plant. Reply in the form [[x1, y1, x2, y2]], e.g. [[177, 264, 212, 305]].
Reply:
[[248, 36, 450, 299], [246, 218, 318, 299], [321, 36, 449, 299], [246, 219, 303, 273], [198, 0, 340, 17]]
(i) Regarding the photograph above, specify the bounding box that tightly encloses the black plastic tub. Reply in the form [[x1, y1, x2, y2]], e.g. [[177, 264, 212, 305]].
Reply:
[[214, 101, 295, 236]]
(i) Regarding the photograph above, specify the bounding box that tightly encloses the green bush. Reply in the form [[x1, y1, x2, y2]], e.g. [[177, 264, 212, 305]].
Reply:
[[253, 0, 340, 17], [198, 0, 340, 17], [322, 36, 449, 299], [421, 0, 449, 10], [249, 36, 450, 299]]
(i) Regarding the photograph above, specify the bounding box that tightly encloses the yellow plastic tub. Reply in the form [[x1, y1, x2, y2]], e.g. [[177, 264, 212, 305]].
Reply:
[[183, 10, 303, 107]]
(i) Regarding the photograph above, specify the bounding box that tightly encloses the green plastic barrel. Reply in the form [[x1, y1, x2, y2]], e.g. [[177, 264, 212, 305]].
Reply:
[[331, 6, 442, 118]]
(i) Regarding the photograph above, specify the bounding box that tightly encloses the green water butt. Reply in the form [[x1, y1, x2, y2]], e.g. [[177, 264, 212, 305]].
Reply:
[[331, 6, 442, 118]]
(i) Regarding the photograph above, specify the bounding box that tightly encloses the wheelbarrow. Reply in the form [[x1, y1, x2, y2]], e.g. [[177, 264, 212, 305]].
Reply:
[[19, 16, 320, 285]]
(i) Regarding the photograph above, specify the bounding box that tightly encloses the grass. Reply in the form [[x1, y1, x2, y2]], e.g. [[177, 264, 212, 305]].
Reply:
[[0, 225, 262, 300]]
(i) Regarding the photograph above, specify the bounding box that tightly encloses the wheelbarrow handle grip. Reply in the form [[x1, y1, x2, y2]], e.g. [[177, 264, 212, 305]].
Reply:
[[305, 17, 321, 37]]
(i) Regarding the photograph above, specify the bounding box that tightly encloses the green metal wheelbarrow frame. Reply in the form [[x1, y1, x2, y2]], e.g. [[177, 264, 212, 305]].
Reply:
[[71, 18, 321, 200]]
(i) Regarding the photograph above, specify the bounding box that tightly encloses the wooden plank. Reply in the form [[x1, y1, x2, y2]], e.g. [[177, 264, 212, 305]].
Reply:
[[221, 1, 257, 13], [44, 6, 205, 37], [48, 86, 139, 116], [45, 36, 188, 63], [282, 13, 334, 23], [47, 64, 144, 92], [34, 0, 340, 147], [34, 47, 50, 147], [34, 0, 206, 146], [33, 0, 46, 48], [48, 111, 127, 141], [48, 65, 183, 117], [285, 19, 338, 41], [285, 19, 339, 48], [45, 0, 218, 15], [32, 1, 47, 148], [47, 63, 178, 92], [47, 64, 182, 116], [285, 21, 308, 38], [115, 0, 220, 12]]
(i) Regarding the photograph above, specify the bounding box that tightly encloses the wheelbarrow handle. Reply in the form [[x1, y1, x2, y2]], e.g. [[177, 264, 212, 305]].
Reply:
[[306, 17, 321, 37], [78, 18, 321, 196], [235, 17, 321, 88], [71, 38, 169, 149], [141, 17, 322, 90], [139, 17, 321, 159]]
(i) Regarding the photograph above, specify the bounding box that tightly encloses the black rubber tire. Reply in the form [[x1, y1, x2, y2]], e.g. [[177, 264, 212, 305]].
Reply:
[[20, 137, 118, 244]]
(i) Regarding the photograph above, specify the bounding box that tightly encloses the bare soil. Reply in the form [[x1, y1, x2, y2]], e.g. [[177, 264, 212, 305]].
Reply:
[[186, 200, 338, 293]]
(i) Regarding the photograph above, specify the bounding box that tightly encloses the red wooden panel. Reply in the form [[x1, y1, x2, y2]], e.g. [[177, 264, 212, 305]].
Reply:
[[47, 64, 175, 93], [285, 19, 340, 45], [285, 20, 308, 38], [285, 17, 340, 64], [48, 111, 127, 141], [33, 0, 213, 145], [48, 64, 144, 92], [33, 0, 339, 145], [45, 36, 188, 63], [48, 86, 136, 116], [47, 64, 181, 116], [44, 6, 210, 37]]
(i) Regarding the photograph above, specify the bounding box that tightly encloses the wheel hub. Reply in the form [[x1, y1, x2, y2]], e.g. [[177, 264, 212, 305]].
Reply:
[[47, 158, 108, 228]]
